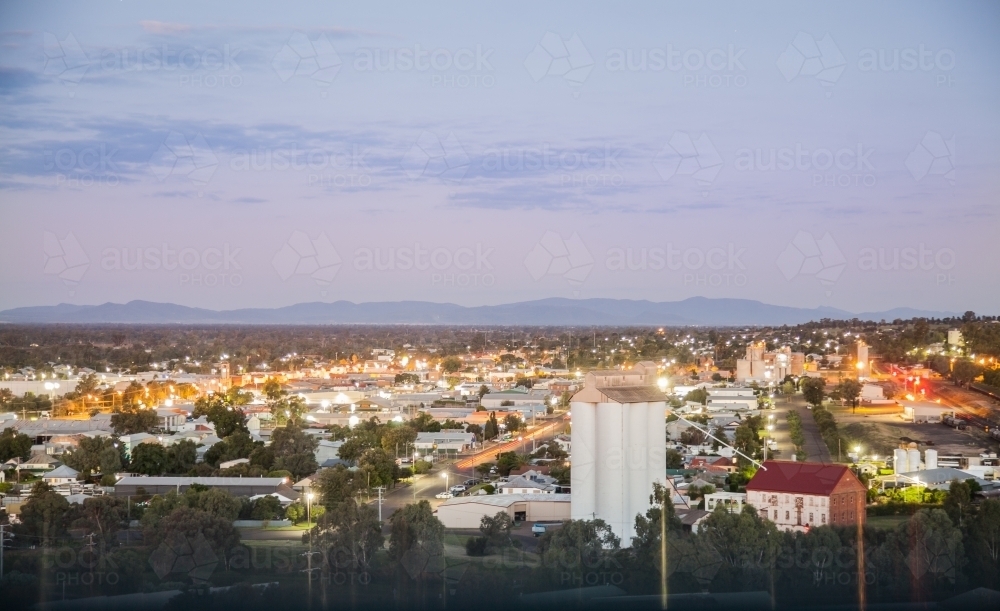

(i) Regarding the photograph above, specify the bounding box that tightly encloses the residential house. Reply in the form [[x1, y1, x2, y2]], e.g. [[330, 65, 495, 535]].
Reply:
[[42, 464, 80, 486], [498, 469, 560, 494]]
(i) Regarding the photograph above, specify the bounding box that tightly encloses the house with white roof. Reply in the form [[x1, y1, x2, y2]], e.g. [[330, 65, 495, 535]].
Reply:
[[42, 464, 80, 486]]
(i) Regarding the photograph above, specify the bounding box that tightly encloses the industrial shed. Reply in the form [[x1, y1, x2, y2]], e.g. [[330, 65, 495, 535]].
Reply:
[[114, 476, 297, 499], [436, 493, 570, 529]]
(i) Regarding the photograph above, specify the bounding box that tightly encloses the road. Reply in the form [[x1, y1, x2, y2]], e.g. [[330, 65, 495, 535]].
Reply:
[[454, 416, 567, 470], [781, 397, 833, 463]]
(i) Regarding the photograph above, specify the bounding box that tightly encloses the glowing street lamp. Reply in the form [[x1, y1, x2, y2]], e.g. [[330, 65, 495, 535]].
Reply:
[[306, 492, 315, 524]]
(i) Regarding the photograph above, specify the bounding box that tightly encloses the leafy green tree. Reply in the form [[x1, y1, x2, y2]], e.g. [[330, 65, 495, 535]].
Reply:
[[665, 449, 683, 469], [801, 377, 826, 408], [203, 431, 262, 467], [394, 373, 420, 385], [495, 451, 525, 476], [631, 482, 682, 572], [781, 380, 796, 403], [270, 395, 307, 426], [250, 495, 285, 520], [317, 465, 361, 509], [70, 495, 127, 546], [62, 435, 124, 477], [441, 356, 463, 374], [274, 452, 318, 480], [16, 482, 70, 545], [835, 378, 863, 411], [381, 423, 417, 456], [952, 359, 984, 386], [262, 378, 285, 401], [249, 445, 275, 470], [549, 462, 571, 485], [193, 393, 248, 438], [684, 388, 708, 405], [966, 499, 1000, 588], [336, 437, 365, 464], [152, 506, 241, 570], [483, 411, 500, 440], [409, 412, 442, 433], [696, 504, 781, 591], [389, 500, 444, 560], [944, 479, 975, 527], [165, 439, 197, 474], [130, 442, 169, 475], [271, 423, 318, 457], [466, 510, 517, 556], [503, 413, 522, 433], [312, 498, 383, 570], [0, 428, 32, 462], [358, 447, 396, 487], [538, 518, 620, 576], [111, 405, 157, 435]]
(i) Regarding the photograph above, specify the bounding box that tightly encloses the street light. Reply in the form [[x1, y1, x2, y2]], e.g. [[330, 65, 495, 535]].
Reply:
[[306, 492, 314, 525], [441, 471, 449, 492]]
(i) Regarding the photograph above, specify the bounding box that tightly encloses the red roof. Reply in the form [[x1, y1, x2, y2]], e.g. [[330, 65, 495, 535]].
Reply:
[[746, 461, 862, 496]]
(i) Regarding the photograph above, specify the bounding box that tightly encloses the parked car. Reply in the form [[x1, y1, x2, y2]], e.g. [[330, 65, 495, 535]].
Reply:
[[449, 485, 468, 494], [435, 491, 453, 499], [532, 523, 561, 537]]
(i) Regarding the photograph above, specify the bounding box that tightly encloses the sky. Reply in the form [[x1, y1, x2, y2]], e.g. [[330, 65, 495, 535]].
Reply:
[[1, 1, 998, 315]]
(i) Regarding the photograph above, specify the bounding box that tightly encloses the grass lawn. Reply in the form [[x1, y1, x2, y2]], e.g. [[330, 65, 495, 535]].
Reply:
[[865, 514, 910, 530]]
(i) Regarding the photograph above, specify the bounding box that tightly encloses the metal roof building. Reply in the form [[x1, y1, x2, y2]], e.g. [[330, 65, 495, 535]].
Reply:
[[114, 476, 296, 498]]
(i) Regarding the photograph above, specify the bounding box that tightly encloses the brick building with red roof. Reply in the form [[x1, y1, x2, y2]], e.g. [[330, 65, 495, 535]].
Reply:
[[746, 460, 866, 532]]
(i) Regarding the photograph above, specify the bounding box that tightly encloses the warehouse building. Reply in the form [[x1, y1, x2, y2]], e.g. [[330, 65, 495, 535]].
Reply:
[[114, 476, 298, 500], [436, 493, 570, 529]]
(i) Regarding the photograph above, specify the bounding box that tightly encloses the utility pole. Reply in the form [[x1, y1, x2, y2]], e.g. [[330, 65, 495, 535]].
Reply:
[[0, 523, 12, 580], [375, 486, 386, 522]]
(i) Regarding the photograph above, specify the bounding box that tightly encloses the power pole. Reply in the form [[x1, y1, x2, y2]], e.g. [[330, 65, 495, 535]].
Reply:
[[375, 486, 386, 522], [0, 523, 12, 580]]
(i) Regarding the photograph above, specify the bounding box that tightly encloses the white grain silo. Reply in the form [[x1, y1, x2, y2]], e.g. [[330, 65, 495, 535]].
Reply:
[[925, 449, 938, 471], [571, 362, 667, 544], [907, 448, 921, 472], [893, 448, 908, 474]]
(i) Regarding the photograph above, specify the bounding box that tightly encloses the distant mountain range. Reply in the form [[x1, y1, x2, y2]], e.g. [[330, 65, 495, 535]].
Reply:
[[0, 298, 959, 326]]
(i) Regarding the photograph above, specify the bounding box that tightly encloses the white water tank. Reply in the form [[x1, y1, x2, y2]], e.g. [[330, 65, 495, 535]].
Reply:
[[925, 449, 938, 471], [907, 449, 921, 472], [894, 448, 908, 474]]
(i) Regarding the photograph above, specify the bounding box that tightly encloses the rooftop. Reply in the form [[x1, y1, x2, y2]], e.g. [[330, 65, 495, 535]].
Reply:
[[438, 493, 571, 508], [746, 461, 862, 496]]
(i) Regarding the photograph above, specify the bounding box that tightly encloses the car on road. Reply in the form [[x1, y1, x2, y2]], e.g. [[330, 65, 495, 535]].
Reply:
[[463, 479, 480, 486], [435, 491, 454, 499], [449, 485, 468, 494], [531, 522, 562, 537]]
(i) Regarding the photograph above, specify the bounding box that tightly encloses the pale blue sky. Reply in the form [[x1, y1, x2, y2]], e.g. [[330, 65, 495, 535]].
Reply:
[[1, 1, 998, 314]]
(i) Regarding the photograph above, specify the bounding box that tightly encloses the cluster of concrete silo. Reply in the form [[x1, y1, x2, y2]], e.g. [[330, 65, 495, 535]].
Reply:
[[893, 447, 937, 473], [570, 362, 667, 544]]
